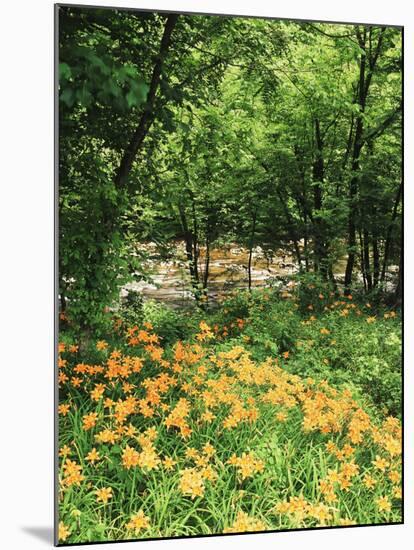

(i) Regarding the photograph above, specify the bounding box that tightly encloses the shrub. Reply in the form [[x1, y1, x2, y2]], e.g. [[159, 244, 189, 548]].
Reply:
[[141, 300, 195, 344], [120, 289, 144, 328], [293, 271, 336, 314]]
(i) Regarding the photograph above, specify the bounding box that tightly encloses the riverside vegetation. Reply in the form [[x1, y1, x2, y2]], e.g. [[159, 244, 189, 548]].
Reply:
[[57, 6, 402, 544]]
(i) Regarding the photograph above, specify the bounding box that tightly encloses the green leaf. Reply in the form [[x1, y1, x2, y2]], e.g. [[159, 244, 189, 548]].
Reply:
[[60, 87, 75, 107], [59, 62, 72, 81]]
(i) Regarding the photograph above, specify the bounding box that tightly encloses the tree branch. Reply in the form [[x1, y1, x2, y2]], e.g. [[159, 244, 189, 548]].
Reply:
[[114, 14, 179, 189], [363, 104, 402, 143]]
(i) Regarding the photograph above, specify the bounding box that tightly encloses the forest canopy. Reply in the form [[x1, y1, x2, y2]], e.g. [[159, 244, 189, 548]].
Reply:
[[58, 7, 402, 329]]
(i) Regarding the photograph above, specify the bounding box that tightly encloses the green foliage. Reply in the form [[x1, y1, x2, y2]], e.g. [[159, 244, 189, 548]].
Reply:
[[218, 290, 253, 321], [293, 272, 336, 314], [59, 149, 137, 332], [119, 290, 145, 328], [207, 286, 402, 419], [141, 301, 195, 344], [117, 292, 197, 344], [59, 7, 402, 332], [59, 54, 148, 111]]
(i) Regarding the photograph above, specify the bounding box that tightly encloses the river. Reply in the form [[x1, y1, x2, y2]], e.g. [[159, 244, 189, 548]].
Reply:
[[122, 241, 329, 308]]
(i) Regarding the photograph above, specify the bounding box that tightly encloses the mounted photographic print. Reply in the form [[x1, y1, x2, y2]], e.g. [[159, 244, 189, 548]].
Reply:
[[55, 3, 403, 545]]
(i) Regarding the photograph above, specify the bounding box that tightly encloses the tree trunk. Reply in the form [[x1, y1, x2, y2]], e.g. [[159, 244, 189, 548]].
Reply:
[[363, 228, 372, 291], [304, 232, 310, 272], [178, 203, 199, 292], [294, 145, 312, 272], [277, 188, 302, 269], [60, 291, 67, 313], [394, 244, 403, 305], [344, 27, 385, 294], [190, 194, 199, 285], [247, 210, 257, 291], [203, 236, 210, 290], [358, 229, 367, 292], [344, 164, 361, 294], [114, 14, 179, 189], [312, 119, 328, 277], [373, 235, 380, 288], [344, 32, 366, 294], [381, 181, 402, 284], [328, 266, 337, 290]]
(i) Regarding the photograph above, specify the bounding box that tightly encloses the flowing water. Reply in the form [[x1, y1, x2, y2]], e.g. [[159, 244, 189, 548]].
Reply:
[[121, 241, 397, 308], [122, 242, 298, 308]]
